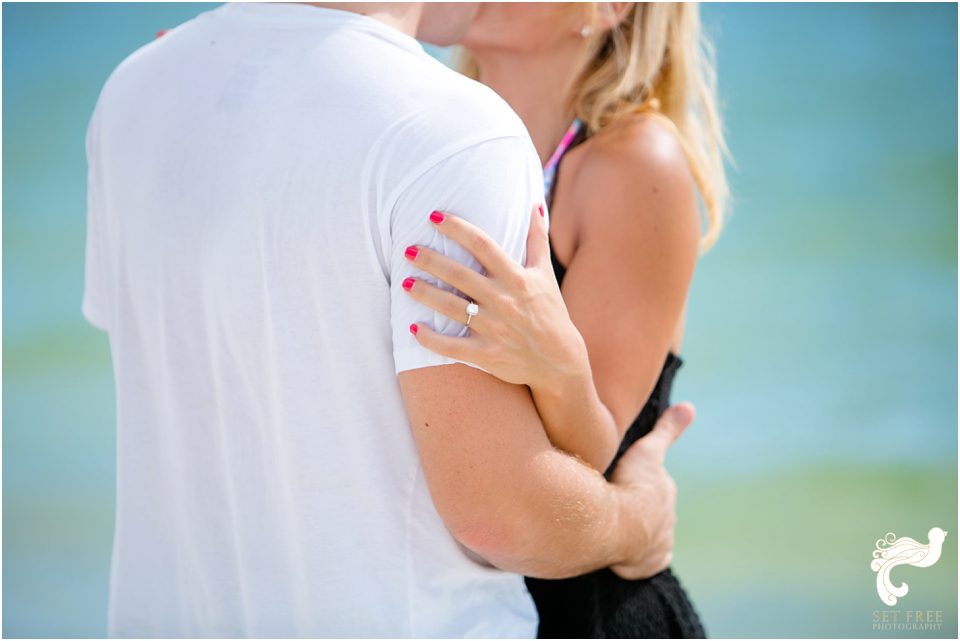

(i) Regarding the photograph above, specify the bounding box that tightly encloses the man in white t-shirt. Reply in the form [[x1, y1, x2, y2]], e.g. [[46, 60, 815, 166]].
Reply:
[[82, 2, 693, 637]]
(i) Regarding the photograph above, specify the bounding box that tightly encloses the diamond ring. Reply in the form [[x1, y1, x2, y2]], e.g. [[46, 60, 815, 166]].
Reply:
[[465, 301, 479, 326]]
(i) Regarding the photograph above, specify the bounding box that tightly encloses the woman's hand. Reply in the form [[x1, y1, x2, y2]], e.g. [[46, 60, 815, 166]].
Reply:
[[405, 205, 621, 471], [403, 205, 590, 397]]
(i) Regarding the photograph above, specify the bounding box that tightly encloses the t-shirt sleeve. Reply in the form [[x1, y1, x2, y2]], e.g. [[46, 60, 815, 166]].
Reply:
[[81, 98, 111, 332], [385, 134, 546, 374]]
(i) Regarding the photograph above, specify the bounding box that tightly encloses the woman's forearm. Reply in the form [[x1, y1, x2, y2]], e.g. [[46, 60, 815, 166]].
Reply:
[[530, 352, 621, 474]]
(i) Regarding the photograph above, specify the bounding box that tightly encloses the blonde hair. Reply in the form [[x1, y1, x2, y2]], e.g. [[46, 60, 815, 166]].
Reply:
[[460, 3, 731, 252]]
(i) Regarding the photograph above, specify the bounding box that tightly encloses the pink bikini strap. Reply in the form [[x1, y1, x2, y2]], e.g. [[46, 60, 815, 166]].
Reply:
[[543, 118, 584, 205]]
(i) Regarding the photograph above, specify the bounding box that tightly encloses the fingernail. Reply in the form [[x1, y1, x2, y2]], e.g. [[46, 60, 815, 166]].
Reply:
[[405, 246, 419, 260], [538, 204, 545, 217], [402, 277, 415, 291], [409, 323, 418, 336], [430, 211, 445, 224]]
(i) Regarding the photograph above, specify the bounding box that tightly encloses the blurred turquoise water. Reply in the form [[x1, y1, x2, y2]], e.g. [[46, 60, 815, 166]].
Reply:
[[3, 2, 957, 637]]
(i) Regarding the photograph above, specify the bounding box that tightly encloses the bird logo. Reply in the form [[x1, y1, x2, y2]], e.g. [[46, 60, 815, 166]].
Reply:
[[871, 527, 948, 606]]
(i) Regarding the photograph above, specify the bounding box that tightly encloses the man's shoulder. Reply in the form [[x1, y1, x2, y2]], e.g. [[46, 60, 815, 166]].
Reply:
[[372, 60, 535, 183], [91, 10, 211, 111], [418, 61, 526, 132]]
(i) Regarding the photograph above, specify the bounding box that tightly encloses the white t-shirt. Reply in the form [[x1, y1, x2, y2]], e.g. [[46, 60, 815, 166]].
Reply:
[[82, 2, 545, 637]]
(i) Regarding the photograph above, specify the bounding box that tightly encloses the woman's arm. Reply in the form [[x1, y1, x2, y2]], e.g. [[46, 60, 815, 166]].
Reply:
[[402, 116, 700, 473], [542, 116, 701, 460]]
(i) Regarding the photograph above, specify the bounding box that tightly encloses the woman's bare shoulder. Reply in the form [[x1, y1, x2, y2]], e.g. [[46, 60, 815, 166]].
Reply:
[[569, 112, 700, 244], [575, 112, 693, 199]]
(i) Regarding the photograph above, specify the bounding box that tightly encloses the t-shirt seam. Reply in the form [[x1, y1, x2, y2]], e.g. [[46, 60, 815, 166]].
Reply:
[[393, 344, 490, 374], [359, 122, 402, 285]]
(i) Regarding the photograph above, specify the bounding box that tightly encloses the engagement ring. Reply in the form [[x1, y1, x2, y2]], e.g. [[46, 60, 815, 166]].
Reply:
[[465, 301, 479, 326]]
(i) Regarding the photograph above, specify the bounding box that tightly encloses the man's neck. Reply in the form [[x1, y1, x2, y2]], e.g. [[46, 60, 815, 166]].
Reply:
[[471, 46, 584, 166], [298, 2, 422, 36]]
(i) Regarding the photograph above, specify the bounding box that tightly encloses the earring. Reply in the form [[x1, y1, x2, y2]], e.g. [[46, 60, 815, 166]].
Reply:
[[580, 24, 593, 38]]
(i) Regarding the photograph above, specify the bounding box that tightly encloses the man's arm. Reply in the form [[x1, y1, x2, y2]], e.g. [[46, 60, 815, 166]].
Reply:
[[398, 362, 688, 579]]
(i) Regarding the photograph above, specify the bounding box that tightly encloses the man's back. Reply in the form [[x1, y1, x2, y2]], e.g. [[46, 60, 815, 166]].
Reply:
[[83, 3, 543, 636]]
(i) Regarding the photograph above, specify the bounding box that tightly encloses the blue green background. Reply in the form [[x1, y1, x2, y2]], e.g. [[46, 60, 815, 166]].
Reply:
[[4, 2, 957, 637]]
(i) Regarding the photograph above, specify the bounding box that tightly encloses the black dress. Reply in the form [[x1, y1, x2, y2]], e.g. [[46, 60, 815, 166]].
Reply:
[[523, 126, 707, 639]]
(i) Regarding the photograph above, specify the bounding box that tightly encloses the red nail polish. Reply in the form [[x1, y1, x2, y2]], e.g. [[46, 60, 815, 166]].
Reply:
[[538, 204, 545, 217], [405, 246, 419, 260], [430, 211, 445, 224], [409, 323, 418, 336], [156, 29, 168, 38], [402, 277, 415, 291]]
